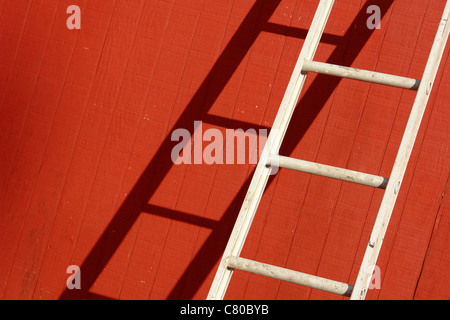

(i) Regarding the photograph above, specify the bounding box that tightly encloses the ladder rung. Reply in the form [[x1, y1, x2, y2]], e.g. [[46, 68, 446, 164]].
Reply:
[[302, 60, 420, 90], [227, 256, 353, 297], [270, 155, 388, 189]]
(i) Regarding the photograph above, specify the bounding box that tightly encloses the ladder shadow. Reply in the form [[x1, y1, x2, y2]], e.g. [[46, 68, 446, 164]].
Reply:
[[59, 0, 394, 300]]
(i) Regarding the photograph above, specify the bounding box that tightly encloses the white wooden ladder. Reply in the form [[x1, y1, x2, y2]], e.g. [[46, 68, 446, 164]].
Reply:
[[207, 0, 450, 300]]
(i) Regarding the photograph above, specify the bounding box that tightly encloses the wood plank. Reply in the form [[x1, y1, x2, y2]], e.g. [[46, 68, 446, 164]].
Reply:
[[414, 174, 450, 300], [28, 0, 116, 299], [0, 0, 60, 299]]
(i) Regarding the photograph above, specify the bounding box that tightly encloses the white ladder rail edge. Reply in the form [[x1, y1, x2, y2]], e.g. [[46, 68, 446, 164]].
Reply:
[[350, 0, 450, 300], [206, 0, 336, 300]]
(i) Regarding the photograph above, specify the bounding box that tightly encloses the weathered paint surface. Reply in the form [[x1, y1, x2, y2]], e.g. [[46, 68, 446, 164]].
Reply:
[[0, 0, 448, 300]]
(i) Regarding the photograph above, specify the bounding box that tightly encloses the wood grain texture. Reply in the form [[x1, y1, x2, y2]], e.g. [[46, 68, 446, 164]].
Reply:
[[0, 0, 448, 300]]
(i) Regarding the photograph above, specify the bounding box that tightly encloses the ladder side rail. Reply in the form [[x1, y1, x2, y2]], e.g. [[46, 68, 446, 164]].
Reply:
[[350, 1, 450, 300], [206, 0, 336, 300]]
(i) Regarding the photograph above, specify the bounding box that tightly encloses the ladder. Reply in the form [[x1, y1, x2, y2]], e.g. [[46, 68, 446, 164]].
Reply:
[[207, 0, 450, 300]]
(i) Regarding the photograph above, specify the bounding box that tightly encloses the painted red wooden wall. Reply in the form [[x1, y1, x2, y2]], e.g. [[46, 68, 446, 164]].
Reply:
[[0, 0, 449, 300]]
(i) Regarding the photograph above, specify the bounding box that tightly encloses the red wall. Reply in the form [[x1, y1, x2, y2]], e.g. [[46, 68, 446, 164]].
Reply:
[[0, 0, 449, 300]]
